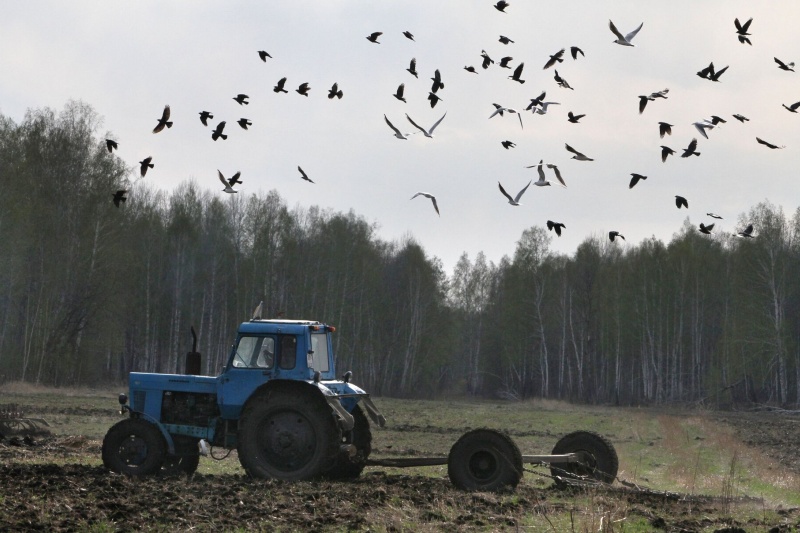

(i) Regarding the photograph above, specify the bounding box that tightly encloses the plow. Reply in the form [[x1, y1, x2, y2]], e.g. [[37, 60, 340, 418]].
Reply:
[[0, 404, 51, 437]]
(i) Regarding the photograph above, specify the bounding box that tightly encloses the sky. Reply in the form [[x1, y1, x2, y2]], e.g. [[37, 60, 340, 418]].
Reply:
[[2, 1, 800, 273]]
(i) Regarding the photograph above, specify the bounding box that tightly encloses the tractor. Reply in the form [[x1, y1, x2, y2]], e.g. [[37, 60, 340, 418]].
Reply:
[[103, 307, 619, 492]]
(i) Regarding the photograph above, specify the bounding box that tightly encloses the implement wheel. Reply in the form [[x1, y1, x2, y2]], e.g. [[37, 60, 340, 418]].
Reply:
[[324, 405, 372, 480], [102, 418, 166, 476], [238, 390, 341, 480], [550, 430, 618, 487], [447, 429, 522, 492]]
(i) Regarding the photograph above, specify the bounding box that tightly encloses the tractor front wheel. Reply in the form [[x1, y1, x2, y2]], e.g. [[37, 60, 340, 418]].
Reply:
[[447, 429, 522, 492], [237, 390, 340, 480], [550, 430, 618, 487], [161, 436, 200, 475], [102, 418, 166, 476]]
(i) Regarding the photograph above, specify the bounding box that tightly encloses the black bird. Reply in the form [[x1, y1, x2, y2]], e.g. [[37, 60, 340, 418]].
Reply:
[[775, 57, 795, 72], [427, 91, 442, 108], [660, 145, 675, 162], [112, 190, 127, 207], [547, 220, 566, 236], [782, 100, 800, 113], [738, 224, 755, 238], [407, 57, 419, 78], [199, 111, 213, 126], [105, 139, 118, 153], [697, 61, 728, 81], [501, 140, 516, 149], [139, 156, 154, 177], [609, 231, 625, 242], [464, 66, 477, 73], [570, 46, 585, 60], [756, 137, 784, 149], [298, 166, 314, 183], [681, 138, 700, 157], [707, 213, 723, 219], [274, 77, 289, 93], [509, 62, 525, 83], [402, 31, 415, 41], [733, 114, 749, 123], [296, 82, 310, 96], [499, 35, 514, 44], [696, 62, 714, 79], [393, 83, 407, 103], [328, 82, 343, 99], [227, 171, 243, 186], [699, 222, 715, 235], [675, 195, 688, 209], [258, 50, 272, 62], [211, 121, 227, 141], [237, 118, 252, 130], [554, 70, 572, 89], [233, 94, 249, 105], [499, 56, 513, 69], [629, 173, 647, 188], [152, 105, 172, 133], [366, 32, 382, 44], [526, 91, 547, 110], [734, 17, 753, 45], [658, 122, 673, 137], [543, 48, 565, 69], [431, 69, 444, 92], [480, 50, 494, 69], [638, 96, 653, 113], [567, 111, 585, 123], [709, 115, 727, 125], [494, 0, 509, 12]]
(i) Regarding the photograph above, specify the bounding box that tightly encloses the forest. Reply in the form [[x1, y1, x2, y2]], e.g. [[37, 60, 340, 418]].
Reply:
[[1, 102, 799, 406]]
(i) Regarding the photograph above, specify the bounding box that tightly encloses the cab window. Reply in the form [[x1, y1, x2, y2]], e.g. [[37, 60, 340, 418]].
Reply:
[[231, 336, 275, 369], [279, 335, 297, 369]]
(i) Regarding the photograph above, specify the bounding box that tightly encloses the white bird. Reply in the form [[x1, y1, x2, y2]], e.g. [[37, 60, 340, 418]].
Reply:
[[532, 101, 561, 115], [546, 163, 567, 187], [218, 170, 238, 193], [498, 180, 532, 206], [489, 104, 524, 129], [406, 112, 447, 138], [384, 115, 410, 139], [693, 120, 715, 139], [410, 192, 440, 215], [529, 160, 551, 186], [565, 143, 594, 161], [609, 20, 643, 46]]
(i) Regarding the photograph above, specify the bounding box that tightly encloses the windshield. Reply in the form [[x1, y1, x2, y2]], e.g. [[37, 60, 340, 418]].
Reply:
[[309, 333, 330, 372]]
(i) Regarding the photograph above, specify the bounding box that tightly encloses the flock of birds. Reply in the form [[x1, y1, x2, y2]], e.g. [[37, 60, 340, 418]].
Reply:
[[103, 4, 788, 247]]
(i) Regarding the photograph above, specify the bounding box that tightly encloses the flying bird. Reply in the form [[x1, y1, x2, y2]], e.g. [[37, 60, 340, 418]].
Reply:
[[628, 173, 647, 188], [112, 190, 127, 207], [546, 164, 567, 187], [211, 121, 227, 141], [707, 213, 723, 219], [384, 115, 410, 140], [237, 118, 252, 130], [609, 231, 625, 242], [553, 70, 573, 90], [693, 120, 715, 139], [258, 50, 272, 62], [406, 112, 447, 138], [152, 105, 173, 133], [543, 48, 565, 69], [499, 35, 514, 44], [525, 91, 547, 110], [498, 180, 531, 206], [402, 31, 415, 41], [775, 57, 795, 72], [296, 83, 310, 96], [699, 222, 715, 235], [738, 224, 755, 238], [366, 32, 382, 44], [609, 20, 643, 46], [393, 83, 407, 102], [681, 138, 700, 157], [756, 137, 784, 149], [547, 220, 566, 236], [638, 89, 668, 113], [480, 50, 494, 69], [529, 160, 550, 187], [407, 58, 419, 78], [675, 195, 688, 209], [430, 69, 444, 92], [658, 122, 673, 137], [501, 140, 516, 149], [105, 139, 118, 153], [328, 83, 343, 99], [410, 192, 440, 215], [139, 156, 154, 177], [565, 143, 593, 161], [273, 77, 289, 93], [509, 62, 525, 83], [567, 111, 585, 123], [199, 111, 213, 126], [732, 114, 749, 123], [233, 94, 249, 105], [489, 104, 523, 129], [499, 56, 514, 69], [782, 100, 800, 113], [697, 62, 728, 81], [734, 17, 753, 45], [464, 66, 477, 73], [570, 46, 585, 59], [298, 166, 314, 183], [427, 91, 442, 108], [494, 1, 509, 13], [660, 145, 675, 162], [218, 170, 238, 194]]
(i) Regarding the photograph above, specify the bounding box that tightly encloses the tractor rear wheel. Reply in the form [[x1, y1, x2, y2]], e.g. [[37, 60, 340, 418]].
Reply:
[[324, 405, 372, 479], [102, 418, 166, 476], [161, 436, 200, 475], [237, 390, 340, 480], [447, 429, 522, 492], [549, 430, 618, 487]]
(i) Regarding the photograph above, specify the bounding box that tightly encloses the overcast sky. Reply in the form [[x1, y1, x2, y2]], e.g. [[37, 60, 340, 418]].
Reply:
[[3, 1, 799, 272]]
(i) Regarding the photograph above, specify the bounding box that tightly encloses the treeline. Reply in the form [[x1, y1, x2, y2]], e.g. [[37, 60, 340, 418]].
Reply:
[[1, 102, 799, 406]]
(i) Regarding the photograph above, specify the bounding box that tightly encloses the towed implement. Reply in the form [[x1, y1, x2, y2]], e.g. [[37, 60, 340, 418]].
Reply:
[[102, 307, 618, 492]]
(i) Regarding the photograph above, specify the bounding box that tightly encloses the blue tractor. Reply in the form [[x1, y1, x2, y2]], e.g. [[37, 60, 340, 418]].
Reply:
[[102, 309, 385, 481]]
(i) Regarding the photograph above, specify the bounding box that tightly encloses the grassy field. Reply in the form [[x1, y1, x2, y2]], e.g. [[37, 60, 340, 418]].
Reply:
[[1, 382, 799, 531]]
